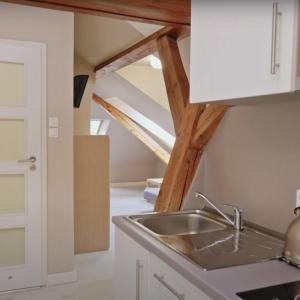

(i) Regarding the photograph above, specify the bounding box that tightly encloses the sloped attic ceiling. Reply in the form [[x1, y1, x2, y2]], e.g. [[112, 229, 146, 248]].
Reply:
[[75, 14, 169, 111], [117, 56, 169, 111], [75, 13, 144, 67]]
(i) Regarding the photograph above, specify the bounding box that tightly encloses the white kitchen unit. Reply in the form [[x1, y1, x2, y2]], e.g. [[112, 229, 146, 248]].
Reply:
[[115, 229, 149, 300], [190, 0, 300, 103], [115, 228, 212, 300]]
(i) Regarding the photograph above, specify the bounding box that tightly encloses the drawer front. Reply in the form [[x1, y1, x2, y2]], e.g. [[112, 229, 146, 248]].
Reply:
[[150, 254, 212, 300]]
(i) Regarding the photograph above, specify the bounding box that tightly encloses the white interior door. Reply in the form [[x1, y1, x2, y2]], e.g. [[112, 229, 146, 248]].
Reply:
[[0, 39, 45, 291]]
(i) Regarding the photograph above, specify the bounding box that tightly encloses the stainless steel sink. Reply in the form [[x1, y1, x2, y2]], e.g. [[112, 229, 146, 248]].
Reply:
[[135, 213, 225, 235], [126, 210, 284, 271]]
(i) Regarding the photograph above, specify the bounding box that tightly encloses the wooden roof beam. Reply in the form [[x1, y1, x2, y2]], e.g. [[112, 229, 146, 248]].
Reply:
[[92, 94, 170, 165], [192, 104, 228, 149], [154, 34, 228, 212], [182, 104, 228, 200], [105, 97, 175, 149], [94, 26, 190, 75], [154, 104, 204, 212], [157, 34, 190, 135], [2, 0, 191, 26], [154, 104, 228, 212]]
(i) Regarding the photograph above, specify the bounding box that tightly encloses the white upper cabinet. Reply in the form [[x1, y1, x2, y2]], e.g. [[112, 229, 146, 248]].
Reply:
[[190, 0, 299, 103]]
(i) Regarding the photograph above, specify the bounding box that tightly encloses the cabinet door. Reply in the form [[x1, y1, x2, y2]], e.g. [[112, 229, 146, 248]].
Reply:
[[150, 254, 212, 300], [115, 229, 149, 300], [190, 0, 299, 103]]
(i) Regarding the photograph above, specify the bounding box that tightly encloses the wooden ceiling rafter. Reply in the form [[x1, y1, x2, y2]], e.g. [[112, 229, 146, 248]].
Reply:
[[92, 94, 170, 165], [93, 25, 190, 74], [2, 0, 191, 26]]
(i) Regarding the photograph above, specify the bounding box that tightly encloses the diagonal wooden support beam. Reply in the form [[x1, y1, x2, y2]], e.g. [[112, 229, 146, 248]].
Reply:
[[154, 33, 228, 212], [94, 26, 189, 75], [155, 104, 204, 212], [106, 97, 175, 149], [154, 104, 228, 212], [182, 104, 228, 199], [157, 35, 189, 135], [92, 94, 170, 165], [192, 104, 228, 149]]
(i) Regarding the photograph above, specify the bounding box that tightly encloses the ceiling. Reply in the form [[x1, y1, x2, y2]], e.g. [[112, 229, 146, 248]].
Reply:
[[75, 13, 169, 111], [74, 14, 161, 67], [117, 56, 170, 111], [75, 14, 144, 67], [127, 21, 162, 36]]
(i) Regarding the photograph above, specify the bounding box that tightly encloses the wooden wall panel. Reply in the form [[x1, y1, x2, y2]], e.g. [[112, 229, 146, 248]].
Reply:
[[74, 135, 110, 253]]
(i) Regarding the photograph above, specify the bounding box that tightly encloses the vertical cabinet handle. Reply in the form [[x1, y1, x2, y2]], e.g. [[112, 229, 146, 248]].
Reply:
[[271, 2, 282, 74], [153, 273, 185, 300], [136, 260, 143, 300]]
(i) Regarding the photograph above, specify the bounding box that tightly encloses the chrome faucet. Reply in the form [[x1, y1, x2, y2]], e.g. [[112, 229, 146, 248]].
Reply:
[[195, 192, 243, 231]]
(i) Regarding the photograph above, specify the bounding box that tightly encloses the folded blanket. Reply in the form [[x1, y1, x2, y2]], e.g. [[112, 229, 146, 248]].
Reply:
[[144, 187, 160, 204]]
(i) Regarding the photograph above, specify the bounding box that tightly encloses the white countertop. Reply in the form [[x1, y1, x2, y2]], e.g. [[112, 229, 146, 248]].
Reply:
[[113, 215, 300, 300]]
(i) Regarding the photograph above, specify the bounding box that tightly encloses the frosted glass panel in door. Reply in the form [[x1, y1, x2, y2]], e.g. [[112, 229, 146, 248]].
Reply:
[[0, 119, 25, 161], [0, 62, 24, 106], [0, 228, 25, 268], [0, 174, 25, 214]]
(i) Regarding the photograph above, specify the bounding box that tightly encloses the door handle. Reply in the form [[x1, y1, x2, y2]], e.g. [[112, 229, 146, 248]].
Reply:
[[18, 156, 36, 164]]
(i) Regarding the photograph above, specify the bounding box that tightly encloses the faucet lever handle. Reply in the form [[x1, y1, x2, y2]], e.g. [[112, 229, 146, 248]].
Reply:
[[223, 204, 242, 213], [223, 204, 243, 230]]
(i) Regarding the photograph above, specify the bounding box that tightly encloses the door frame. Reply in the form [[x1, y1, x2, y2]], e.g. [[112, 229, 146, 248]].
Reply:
[[0, 38, 48, 286]]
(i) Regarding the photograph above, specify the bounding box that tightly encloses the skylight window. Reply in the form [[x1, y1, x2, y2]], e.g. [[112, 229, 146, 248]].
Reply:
[[90, 119, 110, 135]]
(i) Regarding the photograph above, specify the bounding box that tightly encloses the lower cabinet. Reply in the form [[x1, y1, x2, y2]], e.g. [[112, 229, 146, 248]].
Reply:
[[115, 228, 213, 300], [115, 228, 149, 300]]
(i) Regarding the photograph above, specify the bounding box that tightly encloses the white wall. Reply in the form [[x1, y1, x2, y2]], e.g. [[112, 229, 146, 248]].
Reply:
[[0, 3, 75, 275], [179, 32, 300, 234], [93, 72, 174, 183], [184, 94, 300, 234]]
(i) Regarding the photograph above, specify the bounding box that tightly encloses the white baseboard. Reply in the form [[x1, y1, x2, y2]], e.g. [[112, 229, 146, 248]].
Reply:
[[111, 181, 146, 188], [47, 270, 77, 286]]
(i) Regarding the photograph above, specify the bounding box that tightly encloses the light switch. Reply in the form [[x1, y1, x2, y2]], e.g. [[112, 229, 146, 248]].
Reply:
[[297, 190, 300, 208], [49, 127, 59, 138], [49, 117, 59, 127]]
